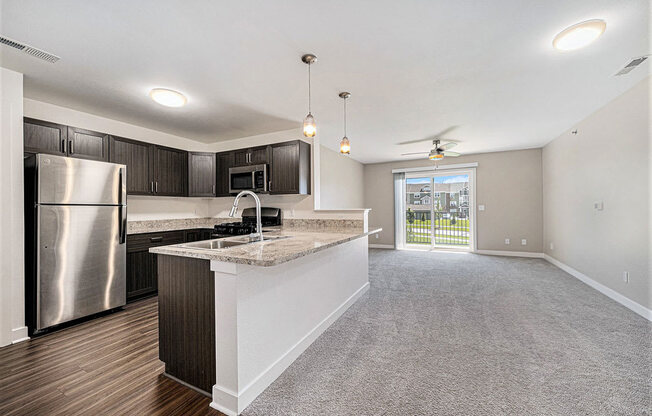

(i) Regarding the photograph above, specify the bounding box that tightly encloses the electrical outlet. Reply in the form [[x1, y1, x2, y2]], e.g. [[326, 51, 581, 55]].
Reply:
[[504, 238, 510, 245], [550, 242, 554, 250], [622, 271, 629, 283], [375, 234, 379, 239], [593, 201, 604, 211], [478, 205, 485, 211], [521, 239, 527, 246]]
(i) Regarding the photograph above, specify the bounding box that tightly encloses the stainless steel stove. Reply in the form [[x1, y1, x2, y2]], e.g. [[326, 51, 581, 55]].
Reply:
[[214, 207, 282, 236]]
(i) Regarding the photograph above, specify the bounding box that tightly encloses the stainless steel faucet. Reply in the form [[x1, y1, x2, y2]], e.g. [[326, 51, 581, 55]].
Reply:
[[229, 190, 263, 242]]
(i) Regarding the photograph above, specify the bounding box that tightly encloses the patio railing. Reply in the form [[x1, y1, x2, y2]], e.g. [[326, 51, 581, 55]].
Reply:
[[406, 210, 469, 246]]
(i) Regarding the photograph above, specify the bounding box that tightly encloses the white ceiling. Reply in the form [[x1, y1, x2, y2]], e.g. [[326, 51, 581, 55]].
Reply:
[[0, 0, 649, 163]]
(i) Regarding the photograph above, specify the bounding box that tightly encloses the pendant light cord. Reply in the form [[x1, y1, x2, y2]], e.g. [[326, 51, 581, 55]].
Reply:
[[343, 97, 347, 136], [308, 63, 312, 114]]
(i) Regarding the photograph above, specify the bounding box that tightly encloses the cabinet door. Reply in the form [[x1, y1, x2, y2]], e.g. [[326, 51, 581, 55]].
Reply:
[[153, 146, 187, 196], [270, 141, 311, 195], [24, 118, 68, 156], [249, 146, 269, 165], [67, 126, 109, 161], [185, 230, 201, 242], [215, 151, 234, 196], [109, 136, 153, 195], [188, 152, 216, 197], [126, 250, 157, 302], [233, 150, 249, 166]]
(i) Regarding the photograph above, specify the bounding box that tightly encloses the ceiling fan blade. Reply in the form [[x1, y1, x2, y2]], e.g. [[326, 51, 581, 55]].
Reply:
[[438, 142, 458, 150], [398, 138, 435, 145], [442, 151, 461, 157], [401, 152, 430, 156], [397, 125, 459, 145], [433, 125, 459, 138]]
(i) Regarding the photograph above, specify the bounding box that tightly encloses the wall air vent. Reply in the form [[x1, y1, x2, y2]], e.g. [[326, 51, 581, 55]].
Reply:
[[0, 35, 60, 63], [615, 56, 648, 76]]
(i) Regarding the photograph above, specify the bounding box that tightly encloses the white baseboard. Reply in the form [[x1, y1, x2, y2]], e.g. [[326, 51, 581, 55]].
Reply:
[[475, 250, 544, 258], [369, 244, 394, 249], [210, 282, 370, 415], [12, 326, 29, 344], [544, 254, 651, 321]]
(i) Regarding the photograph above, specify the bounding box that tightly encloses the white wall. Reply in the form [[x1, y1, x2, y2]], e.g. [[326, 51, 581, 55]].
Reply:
[[543, 76, 651, 310], [364, 149, 544, 252], [319, 146, 365, 209], [0, 68, 26, 346]]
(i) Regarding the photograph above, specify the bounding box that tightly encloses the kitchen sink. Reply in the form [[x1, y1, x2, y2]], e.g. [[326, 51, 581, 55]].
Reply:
[[181, 235, 291, 250]]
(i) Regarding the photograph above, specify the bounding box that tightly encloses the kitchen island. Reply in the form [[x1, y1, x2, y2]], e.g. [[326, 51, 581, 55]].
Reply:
[[150, 227, 381, 416]]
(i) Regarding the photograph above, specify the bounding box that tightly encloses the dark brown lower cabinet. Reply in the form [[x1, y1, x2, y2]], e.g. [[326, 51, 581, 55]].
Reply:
[[127, 229, 217, 302], [158, 255, 216, 393], [126, 230, 185, 302]]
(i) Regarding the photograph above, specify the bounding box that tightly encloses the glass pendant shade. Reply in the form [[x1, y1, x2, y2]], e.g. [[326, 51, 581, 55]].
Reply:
[[303, 113, 316, 137], [340, 136, 350, 154]]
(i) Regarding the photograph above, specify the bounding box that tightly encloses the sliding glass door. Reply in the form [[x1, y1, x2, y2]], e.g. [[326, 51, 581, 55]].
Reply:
[[404, 170, 474, 250]]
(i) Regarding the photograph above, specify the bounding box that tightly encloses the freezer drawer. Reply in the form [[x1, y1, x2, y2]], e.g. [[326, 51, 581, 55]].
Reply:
[[36, 153, 126, 205], [37, 205, 126, 330]]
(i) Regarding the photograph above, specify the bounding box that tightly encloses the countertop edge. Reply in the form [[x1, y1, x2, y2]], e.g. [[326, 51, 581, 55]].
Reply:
[[149, 228, 382, 267]]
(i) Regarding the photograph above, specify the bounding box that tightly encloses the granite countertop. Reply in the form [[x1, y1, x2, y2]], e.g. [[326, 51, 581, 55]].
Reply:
[[149, 228, 382, 267]]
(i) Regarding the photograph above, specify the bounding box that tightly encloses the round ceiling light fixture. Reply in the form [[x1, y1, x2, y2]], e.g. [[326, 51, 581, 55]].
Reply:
[[149, 88, 187, 107], [553, 19, 606, 51]]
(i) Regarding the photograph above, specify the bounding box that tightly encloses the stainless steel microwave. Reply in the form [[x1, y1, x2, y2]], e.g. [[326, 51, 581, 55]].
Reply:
[[229, 164, 268, 193]]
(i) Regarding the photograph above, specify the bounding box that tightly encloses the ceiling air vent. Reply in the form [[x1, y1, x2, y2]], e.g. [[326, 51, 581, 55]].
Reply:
[[615, 56, 648, 76], [0, 35, 60, 63]]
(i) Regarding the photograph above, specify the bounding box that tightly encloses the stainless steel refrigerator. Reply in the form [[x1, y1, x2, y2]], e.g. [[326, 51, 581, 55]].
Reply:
[[24, 154, 127, 334]]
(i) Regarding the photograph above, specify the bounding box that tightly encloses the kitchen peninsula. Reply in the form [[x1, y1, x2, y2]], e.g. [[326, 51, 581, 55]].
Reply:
[[150, 223, 381, 416]]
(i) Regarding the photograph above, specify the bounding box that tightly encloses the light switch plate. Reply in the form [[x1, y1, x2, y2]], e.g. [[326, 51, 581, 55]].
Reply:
[[623, 271, 629, 283], [593, 201, 604, 211], [505, 238, 510, 245], [478, 205, 485, 211], [521, 239, 527, 246]]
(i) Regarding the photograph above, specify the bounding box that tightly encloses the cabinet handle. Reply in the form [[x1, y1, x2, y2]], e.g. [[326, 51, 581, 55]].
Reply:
[[150, 236, 163, 242], [151, 181, 154, 193], [69, 140, 74, 154], [212, 185, 215, 194], [155, 181, 158, 193], [61, 139, 66, 153]]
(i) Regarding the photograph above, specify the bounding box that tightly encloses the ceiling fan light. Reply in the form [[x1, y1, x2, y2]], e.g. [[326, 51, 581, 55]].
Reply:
[[303, 113, 316, 137], [340, 136, 350, 154], [429, 151, 444, 160]]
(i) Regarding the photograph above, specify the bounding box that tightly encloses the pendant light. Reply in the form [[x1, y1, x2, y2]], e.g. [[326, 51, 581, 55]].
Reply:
[[301, 54, 317, 137], [339, 92, 351, 154]]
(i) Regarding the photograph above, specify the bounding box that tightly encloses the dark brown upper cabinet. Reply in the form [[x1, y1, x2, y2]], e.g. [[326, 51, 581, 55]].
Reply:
[[269, 140, 311, 195], [233, 146, 269, 166], [109, 136, 153, 195], [188, 152, 216, 197], [24, 118, 68, 156], [67, 126, 109, 161], [152, 145, 187, 196], [215, 151, 235, 197]]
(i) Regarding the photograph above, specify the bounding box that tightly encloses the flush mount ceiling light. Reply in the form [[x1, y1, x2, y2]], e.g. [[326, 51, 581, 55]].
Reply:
[[553, 19, 606, 51], [149, 88, 187, 107], [301, 54, 317, 138], [339, 92, 351, 155]]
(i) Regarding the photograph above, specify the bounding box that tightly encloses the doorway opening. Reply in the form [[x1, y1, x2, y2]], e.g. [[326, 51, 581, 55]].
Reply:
[[403, 170, 475, 251]]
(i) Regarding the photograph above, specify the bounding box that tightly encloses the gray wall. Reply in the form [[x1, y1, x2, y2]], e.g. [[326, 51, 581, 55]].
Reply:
[[364, 148, 543, 252], [320, 145, 365, 209], [543, 76, 650, 309]]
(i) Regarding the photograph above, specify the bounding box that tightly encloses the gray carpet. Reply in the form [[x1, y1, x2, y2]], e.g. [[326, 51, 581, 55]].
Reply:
[[242, 249, 651, 415]]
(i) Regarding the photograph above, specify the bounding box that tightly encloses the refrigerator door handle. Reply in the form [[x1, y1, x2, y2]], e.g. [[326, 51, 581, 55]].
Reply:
[[118, 167, 127, 244], [118, 205, 127, 244]]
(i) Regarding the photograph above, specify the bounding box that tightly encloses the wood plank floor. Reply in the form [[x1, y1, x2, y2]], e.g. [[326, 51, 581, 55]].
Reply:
[[0, 297, 225, 416]]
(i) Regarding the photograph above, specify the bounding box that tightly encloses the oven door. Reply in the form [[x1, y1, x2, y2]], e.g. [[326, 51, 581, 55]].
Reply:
[[229, 165, 267, 193]]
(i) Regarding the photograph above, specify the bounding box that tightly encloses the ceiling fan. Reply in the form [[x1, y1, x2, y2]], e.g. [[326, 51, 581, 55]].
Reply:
[[401, 139, 461, 160]]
